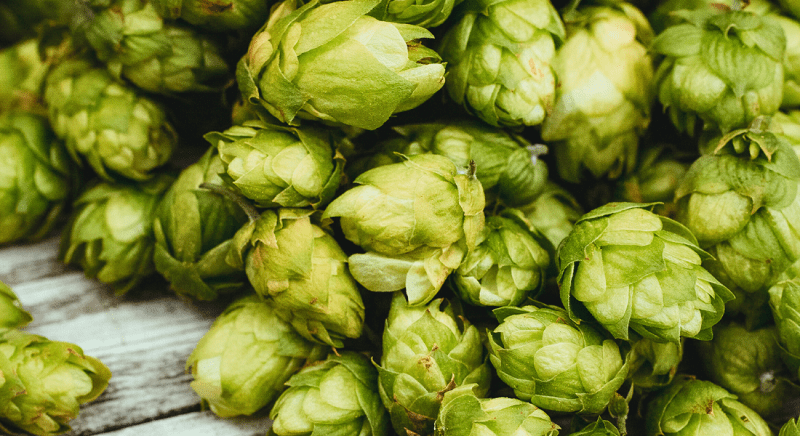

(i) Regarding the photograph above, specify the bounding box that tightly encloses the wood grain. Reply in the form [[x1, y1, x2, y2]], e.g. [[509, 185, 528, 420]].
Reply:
[[0, 235, 273, 435]]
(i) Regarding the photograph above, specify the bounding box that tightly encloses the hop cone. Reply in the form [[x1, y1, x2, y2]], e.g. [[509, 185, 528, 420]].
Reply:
[[434, 385, 560, 436], [230, 209, 365, 347], [487, 304, 628, 414], [370, 0, 463, 27], [206, 119, 345, 209], [0, 281, 32, 330], [270, 352, 388, 436], [153, 147, 249, 301], [438, 0, 565, 127], [78, 0, 230, 94], [652, 9, 785, 134], [238, 0, 446, 130], [616, 144, 689, 218], [377, 293, 491, 436], [44, 58, 177, 181], [0, 39, 49, 113], [557, 203, 734, 342], [0, 112, 74, 246], [542, 2, 654, 182], [571, 418, 621, 436], [769, 278, 800, 379], [186, 294, 326, 418], [60, 173, 175, 294], [518, 181, 582, 249], [0, 329, 111, 436], [627, 337, 683, 390], [151, 0, 271, 32], [781, 418, 800, 436], [645, 376, 772, 436]]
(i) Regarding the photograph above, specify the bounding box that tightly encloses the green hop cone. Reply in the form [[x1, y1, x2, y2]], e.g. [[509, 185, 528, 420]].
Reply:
[[152, 147, 249, 301], [60, 173, 174, 294], [769, 278, 800, 378], [324, 153, 485, 306], [0, 329, 111, 436], [0, 112, 74, 246], [645, 376, 772, 436], [377, 293, 491, 436], [487, 304, 628, 414], [438, 0, 565, 127], [186, 294, 326, 418], [370, 0, 463, 27], [452, 209, 550, 307], [206, 119, 345, 209], [627, 337, 682, 391], [433, 384, 560, 436], [230, 209, 365, 347], [775, 15, 800, 109], [270, 352, 388, 436], [0, 282, 32, 330], [238, 0, 446, 130], [557, 202, 734, 342], [781, 418, 800, 436], [151, 0, 271, 32], [542, 3, 654, 182], [676, 119, 800, 294], [349, 120, 549, 208], [518, 181, 583, 250], [0, 39, 49, 113], [78, 0, 231, 94], [652, 9, 785, 134], [571, 418, 621, 436], [695, 321, 796, 419], [44, 58, 177, 181]]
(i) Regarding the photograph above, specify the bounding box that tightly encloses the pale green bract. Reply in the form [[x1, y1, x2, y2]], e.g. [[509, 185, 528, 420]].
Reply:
[[270, 352, 388, 436], [377, 293, 491, 436], [571, 418, 621, 436], [768, 278, 800, 379], [645, 377, 772, 436], [370, 0, 463, 27], [627, 337, 682, 390], [542, 2, 654, 182], [557, 203, 734, 342], [230, 209, 365, 348], [237, 0, 446, 130], [0, 281, 32, 330], [518, 181, 582, 250], [0, 39, 49, 113], [433, 385, 560, 436], [781, 418, 800, 436], [438, 0, 565, 127], [151, 0, 271, 32], [186, 295, 326, 418], [487, 304, 628, 414]]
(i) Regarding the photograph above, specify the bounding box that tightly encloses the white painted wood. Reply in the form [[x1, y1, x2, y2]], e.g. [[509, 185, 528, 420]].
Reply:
[[0, 235, 273, 436]]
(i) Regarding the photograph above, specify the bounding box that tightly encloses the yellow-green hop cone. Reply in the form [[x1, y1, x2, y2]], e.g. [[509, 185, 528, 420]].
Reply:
[[230, 209, 365, 348], [370, 0, 463, 28], [378, 293, 491, 436], [153, 147, 249, 301], [518, 181, 583, 250], [207, 120, 345, 209], [452, 209, 550, 307], [186, 294, 326, 418], [542, 2, 654, 182], [0, 112, 74, 246], [60, 173, 175, 294], [438, 0, 565, 128], [571, 418, 621, 436], [0, 329, 111, 436], [270, 352, 388, 436], [558, 203, 734, 342], [627, 337, 682, 391], [0, 282, 31, 330], [44, 58, 177, 181], [781, 418, 800, 436], [238, 0, 446, 130], [433, 385, 560, 436], [150, 0, 271, 32], [645, 376, 772, 436], [653, 9, 785, 135], [0, 39, 49, 113], [487, 304, 628, 414]]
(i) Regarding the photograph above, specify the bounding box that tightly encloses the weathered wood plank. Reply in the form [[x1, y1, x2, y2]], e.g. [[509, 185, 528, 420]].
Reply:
[[0, 235, 273, 436]]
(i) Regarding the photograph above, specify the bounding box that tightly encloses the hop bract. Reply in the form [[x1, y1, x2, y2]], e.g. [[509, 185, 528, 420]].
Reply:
[[377, 293, 491, 436], [645, 376, 772, 436], [207, 120, 345, 209], [558, 203, 734, 342], [768, 278, 800, 379], [230, 209, 365, 347], [487, 304, 627, 414], [434, 385, 559, 436], [518, 181, 582, 249], [44, 59, 177, 181], [153, 147, 249, 301], [60, 173, 174, 294], [237, 0, 446, 130], [371, 0, 463, 28], [0, 112, 74, 246], [0, 281, 31, 330], [186, 295, 326, 418], [0, 329, 111, 436], [652, 9, 785, 134], [542, 2, 654, 182], [151, 0, 271, 32], [571, 418, 621, 436], [270, 352, 388, 436], [0, 39, 49, 113], [627, 337, 683, 390], [438, 0, 565, 127], [781, 418, 800, 436]]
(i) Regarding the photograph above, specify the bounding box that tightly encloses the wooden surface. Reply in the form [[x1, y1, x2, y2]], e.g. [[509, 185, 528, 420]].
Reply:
[[0, 235, 274, 436]]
